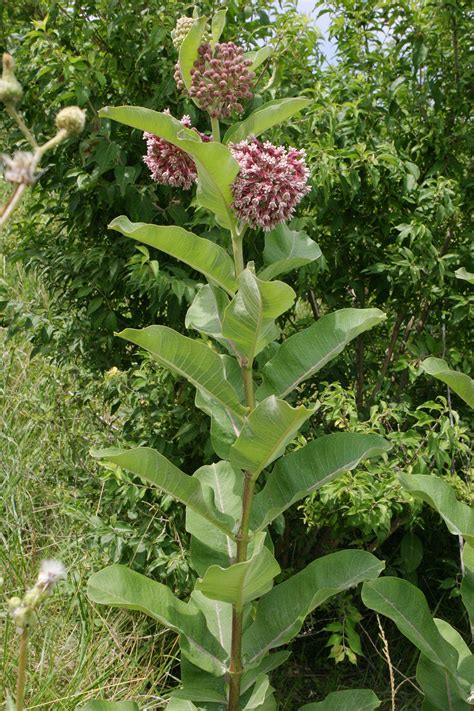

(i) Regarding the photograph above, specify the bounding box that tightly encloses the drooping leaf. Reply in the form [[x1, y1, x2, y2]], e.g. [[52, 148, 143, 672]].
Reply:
[[223, 97, 310, 144], [186, 461, 242, 575], [241, 651, 290, 695], [250, 432, 391, 530], [299, 689, 381, 710], [221, 268, 295, 362], [361, 577, 459, 672], [259, 223, 322, 280], [87, 565, 227, 675], [243, 550, 384, 666], [92, 447, 233, 537], [178, 16, 208, 92], [257, 309, 386, 399], [420, 357, 474, 408], [196, 532, 280, 606], [211, 9, 226, 45], [398, 474, 474, 543], [229, 396, 315, 478], [416, 619, 472, 710], [98, 106, 239, 228], [118, 326, 246, 421], [455, 267, 474, 284], [245, 46, 273, 71], [109, 217, 237, 295], [78, 703, 139, 711]]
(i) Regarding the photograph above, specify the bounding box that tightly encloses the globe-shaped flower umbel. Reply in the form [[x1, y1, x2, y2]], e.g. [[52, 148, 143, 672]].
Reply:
[[174, 42, 254, 119], [143, 113, 210, 190], [230, 138, 311, 231]]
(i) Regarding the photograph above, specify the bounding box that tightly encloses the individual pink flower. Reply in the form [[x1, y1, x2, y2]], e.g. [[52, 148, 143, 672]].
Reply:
[[143, 112, 210, 190], [174, 42, 254, 119], [230, 137, 311, 231]]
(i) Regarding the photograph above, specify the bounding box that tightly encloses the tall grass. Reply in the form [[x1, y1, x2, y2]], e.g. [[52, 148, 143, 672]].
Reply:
[[0, 253, 178, 708]]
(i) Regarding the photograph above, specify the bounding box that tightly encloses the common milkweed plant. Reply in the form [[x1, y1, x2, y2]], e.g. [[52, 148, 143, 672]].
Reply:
[[86, 12, 391, 711]]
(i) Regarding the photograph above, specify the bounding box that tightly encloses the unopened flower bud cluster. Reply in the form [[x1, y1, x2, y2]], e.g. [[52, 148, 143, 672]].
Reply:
[[7, 560, 65, 633], [172, 16, 196, 49], [0, 53, 23, 106], [175, 42, 254, 119]]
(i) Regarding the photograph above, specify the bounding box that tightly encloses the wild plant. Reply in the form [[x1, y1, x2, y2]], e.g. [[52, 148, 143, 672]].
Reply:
[[0, 52, 85, 230], [84, 11, 392, 711]]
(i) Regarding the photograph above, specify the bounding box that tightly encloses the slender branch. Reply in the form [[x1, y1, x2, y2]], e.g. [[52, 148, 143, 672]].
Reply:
[[5, 104, 38, 149], [368, 310, 404, 403], [15, 628, 28, 711], [0, 184, 27, 228]]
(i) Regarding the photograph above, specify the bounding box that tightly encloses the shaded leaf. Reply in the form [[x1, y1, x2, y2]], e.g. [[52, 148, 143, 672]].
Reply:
[[92, 447, 233, 537], [186, 461, 242, 575], [299, 689, 381, 710], [87, 565, 227, 675], [185, 284, 231, 345], [398, 474, 474, 543], [259, 223, 322, 280], [461, 542, 474, 628], [362, 577, 458, 672], [244, 550, 384, 666], [251, 433, 390, 530], [257, 309, 386, 399], [118, 326, 246, 420], [109, 216, 237, 295]]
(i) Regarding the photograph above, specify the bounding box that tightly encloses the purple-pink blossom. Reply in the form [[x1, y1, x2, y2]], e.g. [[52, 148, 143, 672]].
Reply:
[[174, 42, 254, 120], [143, 113, 210, 190], [230, 138, 311, 231]]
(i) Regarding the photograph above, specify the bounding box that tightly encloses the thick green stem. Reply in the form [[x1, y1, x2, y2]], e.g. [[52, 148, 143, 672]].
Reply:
[[211, 116, 221, 142], [228, 227, 255, 711], [15, 628, 28, 711]]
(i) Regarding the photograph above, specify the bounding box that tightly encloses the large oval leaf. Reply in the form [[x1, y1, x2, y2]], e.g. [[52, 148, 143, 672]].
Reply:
[[398, 473, 474, 543], [257, 308, 386, 399], [361, 577, 459, 673], [251, 432, 391, 531], [421, 357, 474, 408], [87, 565, 227, 675], [118, 325, 246, 420], [259, 223, 322, 281], [300, 689, 381, 710], [109, 216, 237, 295], [243, 550, 384, 666], [92, 447, 233, 537], [223, 97, 310, 144], [229, 396, 315, 479]]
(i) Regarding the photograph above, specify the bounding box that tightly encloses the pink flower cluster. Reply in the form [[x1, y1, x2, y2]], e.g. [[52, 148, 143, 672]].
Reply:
[[174, 42, 254, 119], [143, 113, 210, 190], [230, 138, 311, 231]]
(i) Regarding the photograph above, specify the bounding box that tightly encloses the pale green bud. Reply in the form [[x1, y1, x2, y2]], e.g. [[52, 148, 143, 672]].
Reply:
[[171, 16, 195, 49], [0, 53, 23, 106], [7, 596, 22, 610], [55, 106, 86, 136]]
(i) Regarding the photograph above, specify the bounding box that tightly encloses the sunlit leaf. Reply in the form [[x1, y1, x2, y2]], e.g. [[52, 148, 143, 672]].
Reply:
[[420, 357, 474, 408], [259, 223, 322, 280], [257, 309, 386, 399], [109, 216, 237, 295], [223, 97, 310, 144]]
